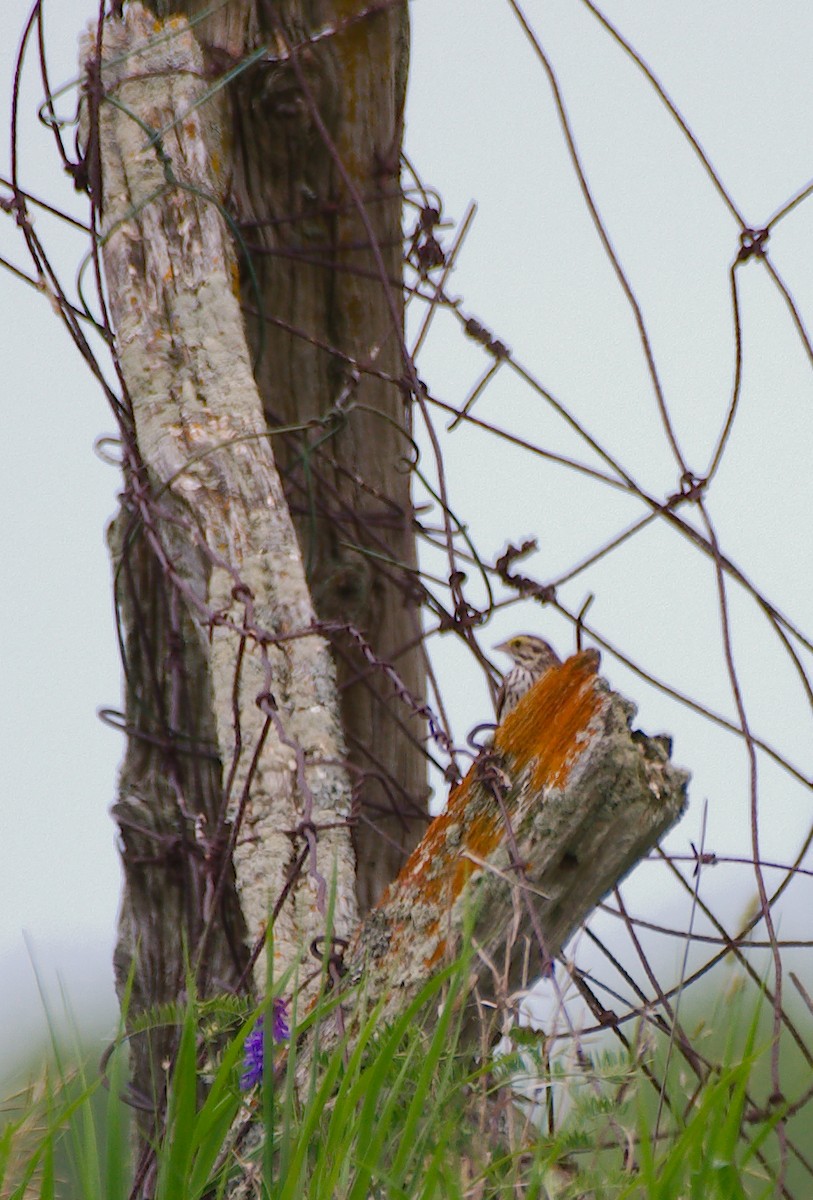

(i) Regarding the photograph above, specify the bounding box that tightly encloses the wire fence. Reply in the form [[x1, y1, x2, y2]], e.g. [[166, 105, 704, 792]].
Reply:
[[3, 0, 813, 1191]]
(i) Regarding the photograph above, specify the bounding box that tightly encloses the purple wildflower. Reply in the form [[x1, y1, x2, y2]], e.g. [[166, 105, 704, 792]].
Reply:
[[239, 997, 289, 1090], [239, 1024, 264, 1091]]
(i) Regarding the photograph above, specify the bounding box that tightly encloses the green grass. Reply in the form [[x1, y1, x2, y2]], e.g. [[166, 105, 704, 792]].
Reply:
[[0, 959, 804, 1199]]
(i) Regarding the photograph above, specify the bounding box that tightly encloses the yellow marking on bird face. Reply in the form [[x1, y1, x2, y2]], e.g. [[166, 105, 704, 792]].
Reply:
[[497, 634, 552, 656]]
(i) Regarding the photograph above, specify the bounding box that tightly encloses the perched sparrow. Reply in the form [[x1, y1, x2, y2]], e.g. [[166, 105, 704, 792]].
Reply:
[[494, 634, 562, 721]]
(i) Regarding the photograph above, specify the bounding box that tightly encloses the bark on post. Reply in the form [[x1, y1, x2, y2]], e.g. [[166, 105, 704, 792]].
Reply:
[[148, 0, 426, 913], [86, 2, 358, 1032]]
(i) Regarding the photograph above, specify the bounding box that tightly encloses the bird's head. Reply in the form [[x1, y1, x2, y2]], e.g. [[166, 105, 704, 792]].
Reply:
[[494, 634, 560, 669]]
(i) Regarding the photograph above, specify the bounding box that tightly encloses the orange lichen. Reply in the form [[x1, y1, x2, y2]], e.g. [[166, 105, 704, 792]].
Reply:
[[463, 806, 504, 858], [425, 937, 447, 969], [495, 650, 603, 790], [393, 765, 505, 904], [370, 653, 604, 959]]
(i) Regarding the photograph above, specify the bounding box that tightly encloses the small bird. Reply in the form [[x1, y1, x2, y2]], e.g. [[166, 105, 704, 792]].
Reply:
[[494, 634, 562, 721]]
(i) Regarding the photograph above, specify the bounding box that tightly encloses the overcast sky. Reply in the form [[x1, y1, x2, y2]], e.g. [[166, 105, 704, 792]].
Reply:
[[2, 0, 812, 1078]]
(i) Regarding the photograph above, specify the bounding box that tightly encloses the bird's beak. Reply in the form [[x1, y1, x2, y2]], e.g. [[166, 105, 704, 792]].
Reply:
[[493, 639, 510, 655]]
